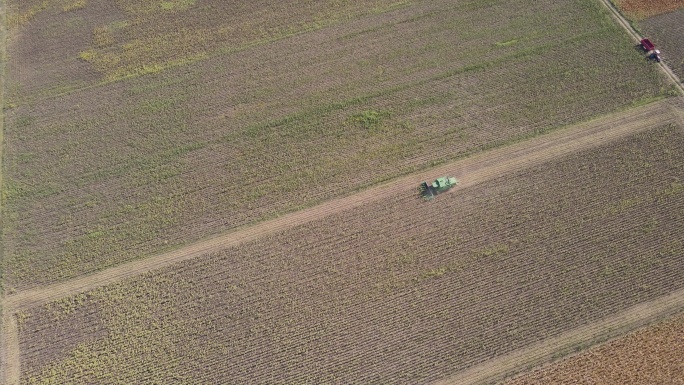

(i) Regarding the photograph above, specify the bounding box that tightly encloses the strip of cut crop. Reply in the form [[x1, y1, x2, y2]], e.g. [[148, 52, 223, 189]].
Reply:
[[0, 309, 19, 385], [0, 0, 15, 384], [438, 292, 684, 385]]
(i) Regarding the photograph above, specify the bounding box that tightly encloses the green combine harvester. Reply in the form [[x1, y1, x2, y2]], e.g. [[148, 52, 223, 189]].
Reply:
[[419, 176, 458, 200]]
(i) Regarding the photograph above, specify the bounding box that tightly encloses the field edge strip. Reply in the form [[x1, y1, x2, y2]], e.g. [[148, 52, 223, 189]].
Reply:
[[433, 287, 684, 385], [0, 0, 19, 383], [0, 311, 18, 385]]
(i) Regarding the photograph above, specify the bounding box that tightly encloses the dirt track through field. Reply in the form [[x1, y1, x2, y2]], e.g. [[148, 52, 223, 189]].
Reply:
[[599, 0, 684, 94], [0, 99, 681, 385], [433, 285, 684, 385], [3, 99, 680, 313]]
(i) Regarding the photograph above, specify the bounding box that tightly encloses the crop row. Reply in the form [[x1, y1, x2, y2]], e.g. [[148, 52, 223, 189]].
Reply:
[[16, 125, 684, 384], [4, 0, 124, 104], [2, 0, 669, 289]]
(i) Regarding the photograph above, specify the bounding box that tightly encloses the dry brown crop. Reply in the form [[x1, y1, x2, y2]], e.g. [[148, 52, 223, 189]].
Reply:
[[3, 0, 684, 383], [501, 311, 684, 384], [612, 0, 684, 20], [16, 124, 684, 383]]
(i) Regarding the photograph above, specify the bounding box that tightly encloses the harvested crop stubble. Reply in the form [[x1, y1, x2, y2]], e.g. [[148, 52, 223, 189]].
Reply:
[[501, 311, 684, 384], [1, 0, 667, 289], [17, 125, 684, 383]]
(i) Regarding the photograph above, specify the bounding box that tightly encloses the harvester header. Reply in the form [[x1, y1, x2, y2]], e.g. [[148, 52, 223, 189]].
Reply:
[[419, 176, 458, 200]]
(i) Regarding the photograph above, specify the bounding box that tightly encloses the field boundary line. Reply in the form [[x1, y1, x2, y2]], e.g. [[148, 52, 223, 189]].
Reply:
[[3, 99, 678, 314], [598, 0, 684, 95], [433, 287, 684, 385], [0, 0, 18, 383], [0, 311, 17, 385]]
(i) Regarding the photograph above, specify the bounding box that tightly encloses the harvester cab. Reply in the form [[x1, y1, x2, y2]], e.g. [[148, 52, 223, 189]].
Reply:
[[419, 176, 458, 200], [640, 38, 662, 63], [648, 50, 662, 63]]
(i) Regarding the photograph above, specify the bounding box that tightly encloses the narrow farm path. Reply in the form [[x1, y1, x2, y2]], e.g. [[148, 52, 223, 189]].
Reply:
[[0, 1, 18, 384], [434, 286, 684, 385], [598, 0, 684, 95], [4, 99, 680, 314]]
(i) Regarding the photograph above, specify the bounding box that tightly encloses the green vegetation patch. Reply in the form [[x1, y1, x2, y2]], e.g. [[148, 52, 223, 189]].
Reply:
[[160, 0, 196, 11]]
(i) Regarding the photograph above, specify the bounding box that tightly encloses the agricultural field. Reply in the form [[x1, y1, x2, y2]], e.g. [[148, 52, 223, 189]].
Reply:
[[13, 122, 684, 383], [501, 311, 684, 384], [5, 0, 410, 96], [1, 0, 670, 291], [639, 9, 684, 81], [611, 0, 684, 20]]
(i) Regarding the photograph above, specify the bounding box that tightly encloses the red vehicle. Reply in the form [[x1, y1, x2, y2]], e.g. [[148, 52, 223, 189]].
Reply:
[[640, 38, 661, 62], [640, 38, 655, 51]]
